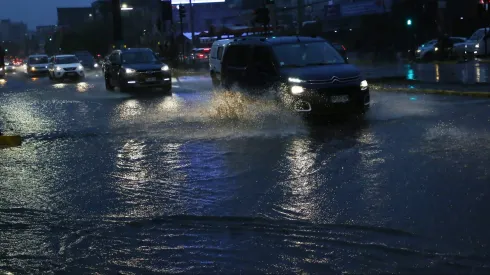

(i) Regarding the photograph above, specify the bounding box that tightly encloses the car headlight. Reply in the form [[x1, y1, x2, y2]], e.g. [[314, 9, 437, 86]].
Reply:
[[434, 47, 438, 52], [77, 65, 84, 70], [94, 63, 99, 68], [125, 68, 136, 74], [360, 80, 368, 91], [55, 66, 62, 72], [288, 77, 304, 83], [416, 49, 421, 53], [31, 67, 36, 71], [0, 67, 3, 71], [475, 44, 480, 48], [161, 65, 169, 71], [291, 86, 304, 95], [45, 66, 48, 68]]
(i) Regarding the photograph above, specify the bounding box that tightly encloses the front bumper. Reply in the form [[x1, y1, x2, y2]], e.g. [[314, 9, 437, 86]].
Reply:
[[28, 68, 49, 74], [284, 86, 370, 114], [122, 71, 172, 88], [53, 70, 85, 79]]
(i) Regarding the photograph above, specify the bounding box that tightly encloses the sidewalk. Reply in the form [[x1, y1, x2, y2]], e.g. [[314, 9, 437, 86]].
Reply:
[[360, 61, 490, 85]]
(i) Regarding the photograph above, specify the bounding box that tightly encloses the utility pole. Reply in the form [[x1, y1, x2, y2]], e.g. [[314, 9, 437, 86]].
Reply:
[[111, 0, 123, 49], [189, 0, 195, 49], [485, 2, 488, 56], [297, 0, 304, 34]]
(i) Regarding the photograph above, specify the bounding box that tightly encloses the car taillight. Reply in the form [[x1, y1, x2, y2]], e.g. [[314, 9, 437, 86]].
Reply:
[[197, 54, 205, 58], [342, 45, 346, 51]]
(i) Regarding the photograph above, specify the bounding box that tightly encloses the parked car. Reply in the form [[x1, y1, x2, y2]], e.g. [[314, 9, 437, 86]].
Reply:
[[219, 36, 369, 115], [453, 28, 489, 59], [416, 37, 466, 61]]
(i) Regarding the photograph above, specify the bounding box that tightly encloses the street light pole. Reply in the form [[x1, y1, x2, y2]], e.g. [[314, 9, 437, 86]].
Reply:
[[111, 0, 124, 49], [297, 0, 304, 34], [189, 0, 195, 49]]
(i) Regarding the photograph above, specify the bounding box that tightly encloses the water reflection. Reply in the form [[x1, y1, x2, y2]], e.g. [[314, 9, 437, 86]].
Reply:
[[407, 68, 414, 80], [76, 82, 90, 92], [158, 94, 181, 112], [435, 63, 440, 82], [278, 138, 322, 221], [356, 130, 391, 226], [476, 63, 481, 83], [115, 99, 143, 119], [52, 83, 67, 89]]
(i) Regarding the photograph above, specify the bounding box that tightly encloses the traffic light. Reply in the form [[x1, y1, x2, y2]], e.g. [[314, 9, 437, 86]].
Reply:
[[406, 19, 412, 26], [254, 7, 270, 25], [179, 5, 186, 18]]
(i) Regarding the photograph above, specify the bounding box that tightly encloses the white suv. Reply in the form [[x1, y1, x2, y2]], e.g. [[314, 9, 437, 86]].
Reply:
[[48, 54, 85, 81]]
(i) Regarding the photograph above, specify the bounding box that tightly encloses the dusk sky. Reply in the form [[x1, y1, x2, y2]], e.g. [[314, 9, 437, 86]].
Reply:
[[0, 0, 93, 29]]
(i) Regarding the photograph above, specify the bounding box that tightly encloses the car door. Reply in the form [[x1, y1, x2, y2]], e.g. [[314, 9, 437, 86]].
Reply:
[[108, 51, 121, 85], [221, 45, 252, 89], [247, 45, 278, 90]]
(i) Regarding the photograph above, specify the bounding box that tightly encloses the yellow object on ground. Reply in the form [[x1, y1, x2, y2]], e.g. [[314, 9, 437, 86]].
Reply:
[[0, 135, 22, 147]]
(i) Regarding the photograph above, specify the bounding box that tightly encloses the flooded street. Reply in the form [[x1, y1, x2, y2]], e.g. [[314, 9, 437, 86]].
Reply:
[[1, 71, 490, 274]]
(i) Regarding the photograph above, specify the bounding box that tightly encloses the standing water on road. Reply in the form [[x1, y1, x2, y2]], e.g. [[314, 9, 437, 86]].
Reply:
[[1, 71, 490, 274]]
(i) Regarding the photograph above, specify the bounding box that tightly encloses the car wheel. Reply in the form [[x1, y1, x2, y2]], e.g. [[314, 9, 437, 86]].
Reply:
[[105, 75, 115, 91], [161, 84, 172, 94], [211, 72, 220, 87]]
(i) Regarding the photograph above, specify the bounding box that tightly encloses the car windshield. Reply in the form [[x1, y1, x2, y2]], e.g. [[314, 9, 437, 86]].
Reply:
[[469, 29, 487, 41], [29, 56, 48, 64], [272, 42, 345, 67], [121, 51, 158, 64], [56, 56, 79, 64], [76, 55, 94, 62]]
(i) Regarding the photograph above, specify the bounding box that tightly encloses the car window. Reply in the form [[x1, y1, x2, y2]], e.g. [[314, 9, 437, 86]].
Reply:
[[55, 56, 79, 64], [224, 45, 251, 67], [252, 46, 276, 73], [29, 56, 49, 64], [109, 52, 120, 63], [217, 46, 224, 60], [121, 51, 158, 64], [272, 42, 345, 67]]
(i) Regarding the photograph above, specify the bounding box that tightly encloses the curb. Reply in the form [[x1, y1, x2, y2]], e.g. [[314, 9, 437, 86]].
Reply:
[[367, 77, 490, 87], [372, 85, 490, 98]]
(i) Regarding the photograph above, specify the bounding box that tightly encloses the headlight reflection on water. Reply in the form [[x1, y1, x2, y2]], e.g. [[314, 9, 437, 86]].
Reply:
[[76, 82, 90, 92], [52, 83, 67, 89]]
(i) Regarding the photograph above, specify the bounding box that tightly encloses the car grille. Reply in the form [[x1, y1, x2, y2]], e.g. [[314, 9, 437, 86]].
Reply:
[[136, 69, 161, 73], [306, 75, 359, 84], [64, 67, 77, 71], [317, 86, 360, 95]]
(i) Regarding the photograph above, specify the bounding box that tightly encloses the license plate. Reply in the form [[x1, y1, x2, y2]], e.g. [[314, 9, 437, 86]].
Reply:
[[146, 77, 156, 82], [331, 95, 349, 103], [67, 72, 76, 76]]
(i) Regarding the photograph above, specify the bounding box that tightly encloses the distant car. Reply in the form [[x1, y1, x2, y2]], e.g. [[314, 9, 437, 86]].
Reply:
[[4, 60, 16, 72], [24, 54, 49, 76], [104, 48, 172, 93], [47, 54, 85, 81], [74, 51, 99, 70], [416, 37, 466, 61], [189, 48, 211, 66]]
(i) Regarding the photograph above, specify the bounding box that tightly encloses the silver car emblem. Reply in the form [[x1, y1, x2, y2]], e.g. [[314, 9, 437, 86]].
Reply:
[[331, 76, 339, 83]]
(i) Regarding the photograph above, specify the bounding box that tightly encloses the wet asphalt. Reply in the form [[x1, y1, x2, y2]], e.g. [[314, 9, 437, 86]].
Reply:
[[1, 68, 490, 274]]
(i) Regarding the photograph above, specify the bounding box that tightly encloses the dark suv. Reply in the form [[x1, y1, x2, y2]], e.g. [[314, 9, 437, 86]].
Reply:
[[104, 48, 172, 93], [220, 36, 369, 114]]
